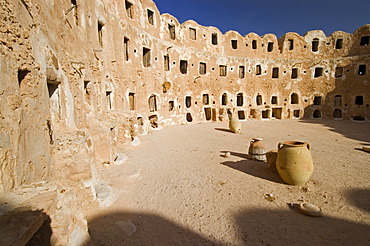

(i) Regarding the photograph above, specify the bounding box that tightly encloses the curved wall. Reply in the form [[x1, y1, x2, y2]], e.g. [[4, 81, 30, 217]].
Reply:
[[0, 0, 369, 190]]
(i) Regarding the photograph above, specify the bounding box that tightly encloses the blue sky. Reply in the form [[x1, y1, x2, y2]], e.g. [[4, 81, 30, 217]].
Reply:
[[154, 0, 370, 38]]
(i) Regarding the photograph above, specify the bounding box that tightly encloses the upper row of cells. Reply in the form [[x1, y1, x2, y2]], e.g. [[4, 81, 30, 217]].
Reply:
[[122, 0, 370, 51], [123, 38, 367, 77]]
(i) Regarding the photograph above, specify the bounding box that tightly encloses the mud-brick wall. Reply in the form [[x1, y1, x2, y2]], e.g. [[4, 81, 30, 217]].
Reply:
[[0, 0, 369, 191], [0, 1, 54, 191]]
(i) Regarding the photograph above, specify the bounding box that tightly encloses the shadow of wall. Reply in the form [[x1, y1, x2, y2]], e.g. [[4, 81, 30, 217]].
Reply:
[[234, 208, 370, 245], [345, 188, 370, 213], [87, 211, 223, 246], [86, 208, 370, 246], [0, 205, 52, 246]]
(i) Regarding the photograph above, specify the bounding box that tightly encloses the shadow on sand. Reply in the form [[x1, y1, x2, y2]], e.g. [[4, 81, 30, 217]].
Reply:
[[220, 151, 283, 184], [299, 119, 370, 144], [214, 127, 233, 133], [87, 211, 223, 246], [87, 208, 370, 245], [344, 188, 370, 213], [235, 207, 370, 245], [0, 204, 52, 246]]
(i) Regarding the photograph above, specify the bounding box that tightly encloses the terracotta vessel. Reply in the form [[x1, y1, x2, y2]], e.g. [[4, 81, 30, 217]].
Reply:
[[248, 138, 267, 161], [229, 118, 241, 133], [276, 141, 313, 185]]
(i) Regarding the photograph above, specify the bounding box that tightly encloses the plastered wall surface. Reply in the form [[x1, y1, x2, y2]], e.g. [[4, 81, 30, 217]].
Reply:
[[0, 0, 369, 244]]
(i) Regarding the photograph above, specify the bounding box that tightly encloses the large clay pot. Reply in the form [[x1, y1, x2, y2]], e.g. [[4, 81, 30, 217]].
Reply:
[[229, 118, 241, 133], [248, 138, 267, 161], [276, 141, 313, 185]]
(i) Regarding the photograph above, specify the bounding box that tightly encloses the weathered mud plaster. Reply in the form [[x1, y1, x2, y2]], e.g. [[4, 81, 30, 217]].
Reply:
[[0, 0, 369, 243]]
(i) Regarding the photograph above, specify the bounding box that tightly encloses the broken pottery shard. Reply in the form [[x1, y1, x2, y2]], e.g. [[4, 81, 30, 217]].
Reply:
[[114, 153, 128, 165]]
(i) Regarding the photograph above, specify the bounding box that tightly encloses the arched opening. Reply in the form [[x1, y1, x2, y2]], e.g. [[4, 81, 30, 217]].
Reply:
[[237, 93, 243, 106], [185, 96, 191, 108], [256, 95, 262, 106], [148, 94, 157, 112], [333, 109, 342, 119], [334, 95, 342, 106], [313, 110, 321, 118], [221, 93, 227, 106], [186, 113, 193, 122], [313, 96, 322, 105], [271, 96, 278, 105], [291, 93, 299, 104]]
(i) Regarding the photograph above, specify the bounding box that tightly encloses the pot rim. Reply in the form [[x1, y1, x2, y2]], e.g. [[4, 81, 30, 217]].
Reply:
[[282, 141, 307, 146], [253, 137, 263, 141]]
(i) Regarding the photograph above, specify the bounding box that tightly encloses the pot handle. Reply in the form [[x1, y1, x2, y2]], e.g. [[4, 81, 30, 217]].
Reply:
[[278, 142, 283, 150], [306, 143, 310, 150]]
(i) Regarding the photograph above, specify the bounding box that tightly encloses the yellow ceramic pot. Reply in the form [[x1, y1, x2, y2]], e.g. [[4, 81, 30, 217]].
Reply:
[[276, 141, 313, 185], [229, 118, 241, 133]]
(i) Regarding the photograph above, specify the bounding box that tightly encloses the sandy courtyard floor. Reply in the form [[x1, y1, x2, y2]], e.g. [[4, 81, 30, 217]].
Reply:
[[86, 119, 370, 246]]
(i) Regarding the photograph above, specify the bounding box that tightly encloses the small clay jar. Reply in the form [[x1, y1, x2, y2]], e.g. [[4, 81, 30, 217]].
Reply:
[[229, 118, 241, 133], [248, 138, 267, 162]]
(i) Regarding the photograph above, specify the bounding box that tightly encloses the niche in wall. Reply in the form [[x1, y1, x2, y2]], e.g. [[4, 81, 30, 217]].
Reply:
[[335, 38, 343, 49], [291, 68, 298, 79], [143, 47, 151, 67], [291, 93, 299, 104], [355, 96, 364, 105], [199, 62, 206, 75], [313, 110, 321, 118], [204, 107, 211, 121], [262, 110, 269, 119], [238, 110, 245, 120], [147, 9, 154, 25], [334, 95, 342, 106], [189, 27, 196, 40], [293, 110, 300, 118], [169, 100, 174, 111], [272, 108, 282, 119], [231, 40, 237, 49], [186, 113, 193, 122], [180, 60, 188, 74], [149, 115, 158, 128], [125, 0, 133, 18], [312, 38, 319, 52], [267, 42, 273, 52], [256, 95, 262, 106], [211, 33, 218, 45], [221, 93, 227, 106], [168, 24, 175, 39], [271, 96, 278, 105], [185, 96, 191, 108], [236, 93, 243, 106], [148, 94, 157, 112], [129, 92, 135, 110], [202, 94, 209, 105], [333, 109, 342, 119], [313, 96, 322, 105]]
